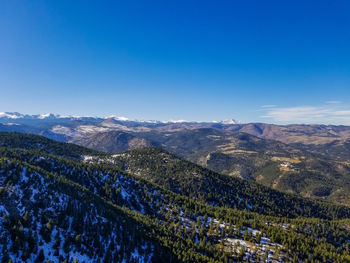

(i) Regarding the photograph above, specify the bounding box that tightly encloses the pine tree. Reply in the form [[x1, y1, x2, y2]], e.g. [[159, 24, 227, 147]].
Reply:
[[36, 249, 45, 262]]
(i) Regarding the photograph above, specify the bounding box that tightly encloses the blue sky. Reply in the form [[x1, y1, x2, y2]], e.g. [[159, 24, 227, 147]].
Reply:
[[1, 0, 350, 124]]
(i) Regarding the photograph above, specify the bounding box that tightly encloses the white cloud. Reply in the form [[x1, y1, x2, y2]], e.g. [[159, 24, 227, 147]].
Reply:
[[334, 110, 350, 115], [261, 103, 350, 125]]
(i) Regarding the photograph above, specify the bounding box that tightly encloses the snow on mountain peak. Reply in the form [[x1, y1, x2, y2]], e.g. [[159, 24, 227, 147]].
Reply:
[[220, 119, 240, 124], [0, 112, 24, 119], [0, 112, 242, 124], [111, 116, 129, 121], [38, 113, 56, 119], [162, 119, 188, 123]]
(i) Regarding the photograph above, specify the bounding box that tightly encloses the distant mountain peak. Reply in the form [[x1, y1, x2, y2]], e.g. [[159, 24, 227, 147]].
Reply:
[[0, 112, 24, 119], [211, 118, 240, 124], [162, 119, 188, 123], [37, 113, 57, 119], [221, 118, 239, 124], [109, 116, 129, 121]]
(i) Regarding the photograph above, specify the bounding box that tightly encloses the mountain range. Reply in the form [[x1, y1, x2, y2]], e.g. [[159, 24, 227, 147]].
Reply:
[[2, 112, 350, 206]]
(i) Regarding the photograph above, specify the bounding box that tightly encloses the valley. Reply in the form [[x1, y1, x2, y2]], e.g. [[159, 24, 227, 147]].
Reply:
[[2, 114, 350, 206]]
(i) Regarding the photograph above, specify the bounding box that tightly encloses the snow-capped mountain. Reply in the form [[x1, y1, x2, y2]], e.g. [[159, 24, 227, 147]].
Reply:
[[0, 112, 64, 120], [0, 112, 25, 119], [0, 112, 241, 124], [220, 118, 240, 124], [0, 112, 104, 121], [36, 113, 58, 119]]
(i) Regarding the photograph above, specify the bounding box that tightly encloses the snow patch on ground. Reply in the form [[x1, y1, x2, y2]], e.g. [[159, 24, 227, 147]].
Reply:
[[21, 167, 28, 183]]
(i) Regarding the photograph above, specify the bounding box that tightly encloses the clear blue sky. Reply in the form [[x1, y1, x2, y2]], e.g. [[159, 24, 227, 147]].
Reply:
[[1, 0, 350, 123]]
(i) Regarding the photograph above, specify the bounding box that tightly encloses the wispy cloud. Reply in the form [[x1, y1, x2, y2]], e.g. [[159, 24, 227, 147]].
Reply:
[[261, 104, 277, 108], [260, 103, 350, 125], [325, 100, 341, 104]]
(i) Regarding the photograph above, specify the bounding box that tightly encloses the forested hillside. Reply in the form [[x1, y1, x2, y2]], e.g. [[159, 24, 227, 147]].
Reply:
[[70, 128, 350, 206], [88, 147, 350, 219], [0, 132, 349, 262], [0, 132, 102, 159]]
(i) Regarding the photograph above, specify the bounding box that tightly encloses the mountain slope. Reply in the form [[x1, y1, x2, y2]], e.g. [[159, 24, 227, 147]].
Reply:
[[0, 132, 103, 159], [1, 132, 350, 262], [86, 146, 350, 220], [72, 130, 155, 153], [131, 130, 350, 206], [0, 158, 177, 262]]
